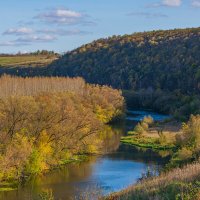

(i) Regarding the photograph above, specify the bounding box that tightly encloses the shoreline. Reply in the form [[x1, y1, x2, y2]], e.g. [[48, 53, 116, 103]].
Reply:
[[0, 154, 89, 192]]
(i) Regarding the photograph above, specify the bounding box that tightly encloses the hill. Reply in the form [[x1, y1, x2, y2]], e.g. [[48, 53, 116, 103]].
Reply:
[[46, 27, 200, 94], [0, 28, 200, 94]]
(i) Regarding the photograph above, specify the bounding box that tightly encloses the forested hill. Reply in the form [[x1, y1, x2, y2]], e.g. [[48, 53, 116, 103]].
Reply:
[[47, 27, 200, 94], [0, 27, 200, 95]]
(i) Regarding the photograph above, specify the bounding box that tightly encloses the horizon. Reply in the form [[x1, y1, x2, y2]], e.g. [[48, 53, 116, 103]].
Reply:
[[1, 0, 200, 54]]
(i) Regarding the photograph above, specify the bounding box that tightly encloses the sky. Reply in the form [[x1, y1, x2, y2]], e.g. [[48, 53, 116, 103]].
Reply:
[[0, 0, 200, 53]]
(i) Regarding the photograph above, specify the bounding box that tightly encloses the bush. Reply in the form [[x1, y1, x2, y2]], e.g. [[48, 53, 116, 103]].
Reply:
[[176, 148, 194, 162], [134, 123, 145, 135], [175, 115, 200, 162], [143, 116, 154, 125]]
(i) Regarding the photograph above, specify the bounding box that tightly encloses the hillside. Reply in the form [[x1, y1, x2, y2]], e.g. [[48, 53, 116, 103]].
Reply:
[[0, 28, 200, 95], [46, 27, 200, 94], [0, 28, 200, 117]]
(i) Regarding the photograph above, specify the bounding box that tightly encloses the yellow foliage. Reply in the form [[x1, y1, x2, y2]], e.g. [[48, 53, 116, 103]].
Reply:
[[0, 133, 33, 181], [95, 105, 113, 123], [37, 130, 53, 156], [0, 77, 124, 183], [86, 144, 98, 154], [177, 147, 193, 161]]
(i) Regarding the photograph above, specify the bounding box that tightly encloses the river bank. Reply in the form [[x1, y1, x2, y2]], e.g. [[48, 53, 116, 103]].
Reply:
[[106, 113, 200, 200], [0, 110, 169, 200], [121, 120, 181, 151], [106, 161, 200, 200], [0, 76, 125, 195]]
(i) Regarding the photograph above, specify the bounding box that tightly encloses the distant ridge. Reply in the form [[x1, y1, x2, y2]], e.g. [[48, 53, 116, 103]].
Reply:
[[1, 27, 200, 94], [47, 27, 200, 94]]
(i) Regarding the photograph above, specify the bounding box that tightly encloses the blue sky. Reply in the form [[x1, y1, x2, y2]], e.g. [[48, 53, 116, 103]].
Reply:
[[0, 0, 200, 53]]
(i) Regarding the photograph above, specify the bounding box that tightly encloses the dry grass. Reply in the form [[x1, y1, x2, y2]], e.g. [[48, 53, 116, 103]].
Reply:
[[139, 121, 182, 146], [107, 161, 200, 200], [153, 120, 181, 132]]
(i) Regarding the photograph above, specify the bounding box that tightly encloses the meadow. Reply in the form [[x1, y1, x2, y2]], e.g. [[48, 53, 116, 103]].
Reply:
[[0, 54, 58, 68]]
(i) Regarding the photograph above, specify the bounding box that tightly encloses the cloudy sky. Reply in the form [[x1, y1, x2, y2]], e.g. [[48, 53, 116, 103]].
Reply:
[[0, 0, 200, 53]]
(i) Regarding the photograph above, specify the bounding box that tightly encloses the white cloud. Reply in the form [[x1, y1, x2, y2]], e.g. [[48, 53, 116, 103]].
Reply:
[[192, 0, 200, 7], [3, 27, 33, 35], [0, 8, 94, 47], [0, 41, 28, 47], [0, 34, 56, 47], [0, 41, 16, 46], [35, 8, 94, 25], [127, 12, 168, 18], [55, 9, 81, 18], [15, 35, 56, 43], [162, 0, 182, 7], [149, 0, 182, 7], [36, 29, 91, 36]]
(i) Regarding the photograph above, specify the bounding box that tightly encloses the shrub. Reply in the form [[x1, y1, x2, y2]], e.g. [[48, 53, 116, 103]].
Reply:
[[175, 115, 200, 163], [176, 148, 194, 162], [143, 116, 154, 126], [134, 123, 145, 135]]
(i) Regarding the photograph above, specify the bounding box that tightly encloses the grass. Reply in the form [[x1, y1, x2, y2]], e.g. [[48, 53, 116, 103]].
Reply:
[[121, 120, 179, 151], [106, 161, 200, 200], [121, 135, 176, 150], [0, 55, 58, 67], [0, 187, 16, 192], [0, 182, 18, 192]]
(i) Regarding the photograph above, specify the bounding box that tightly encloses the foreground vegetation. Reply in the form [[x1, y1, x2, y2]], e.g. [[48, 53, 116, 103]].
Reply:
[[106, 161, 200, 200], [0, 75, 124, 191]]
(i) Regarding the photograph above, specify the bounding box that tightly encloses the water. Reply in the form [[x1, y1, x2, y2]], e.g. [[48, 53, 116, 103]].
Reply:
[[0, 110, 170, 200], [126, 110, 171, 122]]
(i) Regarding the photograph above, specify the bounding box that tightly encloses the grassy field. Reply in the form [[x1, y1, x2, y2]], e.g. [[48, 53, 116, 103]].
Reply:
[[121, 135, 176, 150], [0, 55, 58, 68]]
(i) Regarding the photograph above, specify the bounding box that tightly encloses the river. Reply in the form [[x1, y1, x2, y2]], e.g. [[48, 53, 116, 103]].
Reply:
[[0, 110, 170, 200]]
